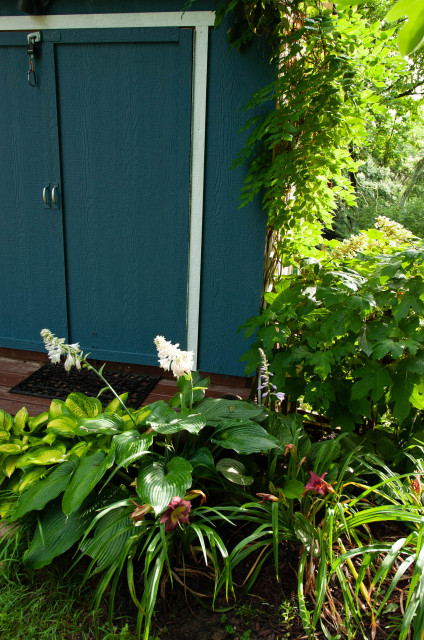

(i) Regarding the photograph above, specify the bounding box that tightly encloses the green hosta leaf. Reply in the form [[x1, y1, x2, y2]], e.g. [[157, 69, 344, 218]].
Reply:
[[149, 414, 206, 435], [137, 457, 193, 515], [195, 398, 264, 423], [216, 458, 254, 486], [13, 407, 28, 435], [211, 421, 279, 454], [113, 430, 153, 467], [24, 501, 92, 569], [373, 433, 397, 463], [0, 409, 13, 432], [65, 392, 102, 419], [188, 447, 216, 477], [283, 479, 305, 500], [104, 392, 129, 414], [18, 466, 47, 492], [16, 444, 67, 468], [169, 371, 209, 408], [62, 448, 115, 516], [28, 412, 49, 433], [77, 413, 125, 436], [12, 458, 79, 520], [46, 415, 78, 438], [142, 401, 176, 426], [0, 430, 10, 441]]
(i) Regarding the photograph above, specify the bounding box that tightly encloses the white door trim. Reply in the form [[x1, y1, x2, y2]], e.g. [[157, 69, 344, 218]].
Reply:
[[0, 12, 215, 29], [0, 12, 214, 368]]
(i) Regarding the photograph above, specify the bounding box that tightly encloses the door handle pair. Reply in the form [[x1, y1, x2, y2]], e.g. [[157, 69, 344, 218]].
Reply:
[[43, 184, 60, 209]]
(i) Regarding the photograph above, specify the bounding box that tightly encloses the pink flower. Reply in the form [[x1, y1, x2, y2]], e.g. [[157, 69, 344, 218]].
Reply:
[[412, 476, 422, 496], [129, 501, 153, 525], [160, 497, 191, 532], [304, 471, 334, 496], [256, 493, 279, 505], [285, 443, 296, 457]]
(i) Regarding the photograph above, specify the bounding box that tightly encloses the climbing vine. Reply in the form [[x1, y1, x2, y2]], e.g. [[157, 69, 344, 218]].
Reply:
[[189, 1, 408, 284]]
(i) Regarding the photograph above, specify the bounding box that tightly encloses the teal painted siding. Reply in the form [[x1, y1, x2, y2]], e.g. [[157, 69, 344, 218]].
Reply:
[[0, 0, 273, 375]]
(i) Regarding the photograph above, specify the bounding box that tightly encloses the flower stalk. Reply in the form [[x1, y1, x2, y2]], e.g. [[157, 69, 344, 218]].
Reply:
[[40, 329, 135, 424]]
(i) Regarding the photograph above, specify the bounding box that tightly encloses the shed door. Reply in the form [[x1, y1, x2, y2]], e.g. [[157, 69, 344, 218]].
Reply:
[[0, 28, 193, 365], [0, 37, 68, 349]]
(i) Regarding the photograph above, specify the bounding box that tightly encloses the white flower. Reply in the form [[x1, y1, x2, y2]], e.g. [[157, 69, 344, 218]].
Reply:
[[64, 353, 75, 371], [154, 335, 193, 379], [40, 329, 83, 372]]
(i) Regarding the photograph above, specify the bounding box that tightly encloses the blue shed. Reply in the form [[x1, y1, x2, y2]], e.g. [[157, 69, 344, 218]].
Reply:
[[0, 0, 270, 376]]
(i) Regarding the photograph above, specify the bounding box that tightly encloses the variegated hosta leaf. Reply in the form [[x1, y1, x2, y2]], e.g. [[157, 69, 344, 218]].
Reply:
[[16, 444, 67, 468], [18, 466, 47, 492], [0, 409, 13, 432], [28, 412, 49, 433], [80, 506, 132, 572], [2, 454, 20, 478], [67, 441, 92, 458], [62, 448, 115, 516], [13, 407, 28, 435], [104, 393, 129, 414], [212, 421, 280, 454], [48, 398, 74, 421], [0, 443, 26, 455], [113, 430, 153, 467], [76, 413, 125, 436], [65, 392, 102, 419], [216, 458, 254, 486], [42, 432, 57, 445], [46, 415, 78, 438], [0, 430, 10, 441], [23, 501, 92, 569], [195, 397, 265, 423], [149, 414, 206, 436], [12, 458, 79, 520], [137, 457, 193, 515]]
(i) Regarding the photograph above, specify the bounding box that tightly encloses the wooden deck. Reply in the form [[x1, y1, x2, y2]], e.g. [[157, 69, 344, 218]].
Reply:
[[0, 350, 252, 417]]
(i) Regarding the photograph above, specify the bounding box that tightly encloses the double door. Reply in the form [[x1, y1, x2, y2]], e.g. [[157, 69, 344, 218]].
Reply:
[[0, 27, 193, 364]]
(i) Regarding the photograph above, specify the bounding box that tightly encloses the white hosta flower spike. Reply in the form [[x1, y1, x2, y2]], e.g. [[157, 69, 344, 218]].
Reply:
[[40, 329, 83, 372], [154, 335, 193, 379]]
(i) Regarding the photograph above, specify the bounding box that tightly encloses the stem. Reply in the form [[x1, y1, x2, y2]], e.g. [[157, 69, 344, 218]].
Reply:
[[84, 361, 136, 425]]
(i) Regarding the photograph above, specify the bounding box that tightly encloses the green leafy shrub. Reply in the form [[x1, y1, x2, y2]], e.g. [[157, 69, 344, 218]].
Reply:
[[242, 228, 424, 433]]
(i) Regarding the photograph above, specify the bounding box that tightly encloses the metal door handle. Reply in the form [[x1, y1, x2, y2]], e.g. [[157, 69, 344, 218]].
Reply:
[[52, 186, 59, 207], [43, 186, 49, 205], [43, 186, 51, 208]]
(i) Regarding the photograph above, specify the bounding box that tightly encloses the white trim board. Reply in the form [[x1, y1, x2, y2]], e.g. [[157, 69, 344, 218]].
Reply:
[[0, 11, 214, 369], [0, 12, 215, 30]]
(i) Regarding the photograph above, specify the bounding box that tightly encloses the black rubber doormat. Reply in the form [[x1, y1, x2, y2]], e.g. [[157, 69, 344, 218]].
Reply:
[[9, 363, 160, 409]]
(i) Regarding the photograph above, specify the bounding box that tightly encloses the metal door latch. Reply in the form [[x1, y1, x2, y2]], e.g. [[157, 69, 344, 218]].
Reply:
[[27, 31, 41, 86]]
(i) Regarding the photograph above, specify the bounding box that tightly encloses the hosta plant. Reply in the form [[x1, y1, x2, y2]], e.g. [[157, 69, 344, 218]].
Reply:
[[0, 331, 282, 639]]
